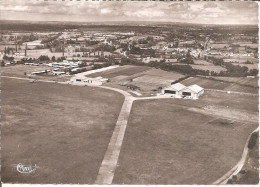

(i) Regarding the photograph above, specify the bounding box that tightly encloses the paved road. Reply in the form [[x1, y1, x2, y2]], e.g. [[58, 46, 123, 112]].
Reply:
[[95, 94, 134, 184], [213, 127, 259, 184]]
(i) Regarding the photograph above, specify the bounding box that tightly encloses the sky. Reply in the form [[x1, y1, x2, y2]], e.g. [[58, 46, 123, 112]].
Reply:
[[0, 0, 258, 25]]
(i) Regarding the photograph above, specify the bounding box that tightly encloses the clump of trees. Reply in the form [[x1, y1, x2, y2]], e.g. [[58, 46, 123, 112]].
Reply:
[[41, 33, 62, 44], [3, 55, 14, 61], [248, 132, 258, 149], [178, 51, 194, 64], [207, 56, 258, 77], [85, 40, 99, 46], [38, 55, 50, 61], [121, 56, 258, 77], [128, 46, 156, 57], [96, 45, 115, 52]]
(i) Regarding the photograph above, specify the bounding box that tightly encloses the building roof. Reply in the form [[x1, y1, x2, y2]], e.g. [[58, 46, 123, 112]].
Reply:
[[170, 83, 186, 91], [187, 84, 204, 93]]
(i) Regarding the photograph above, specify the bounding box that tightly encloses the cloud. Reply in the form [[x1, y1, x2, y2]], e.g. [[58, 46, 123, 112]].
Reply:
[[0, 0, 258, 25], [203, 2, 218, 9]]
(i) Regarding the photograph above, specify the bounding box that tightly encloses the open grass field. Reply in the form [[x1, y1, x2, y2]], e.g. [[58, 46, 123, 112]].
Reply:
[[89, 65, 185, 96], [181, 77, 258, 94], [143, 69, 184, 80], [113, 91, 258, 184], [209, 43, 229, 49], [133, 75, 174, 85], [224, 58, 259, 63], [1, 64, 72, 82], [88, 65, 151, 79], [234, 135, 259, 184], [1, 77, 124, 184], [211, 76, 258, 87], [1, 64, 53, 77], [193, 60, 213, 65], [191, 65, 227, 73], [231, 63, 258, 70]]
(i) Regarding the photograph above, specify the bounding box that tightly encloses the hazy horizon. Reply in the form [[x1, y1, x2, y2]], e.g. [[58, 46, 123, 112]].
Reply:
[[0, 0, 258, 25]]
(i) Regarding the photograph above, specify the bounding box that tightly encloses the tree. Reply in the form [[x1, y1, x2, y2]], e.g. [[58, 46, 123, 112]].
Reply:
[[25, 43, 27, 56], [248, 69, 258, 76], [38, 55, 50, 61], [52, 56, 56, 61]]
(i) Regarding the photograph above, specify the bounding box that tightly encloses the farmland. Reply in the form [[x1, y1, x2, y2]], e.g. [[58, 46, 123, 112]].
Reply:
[[113, 91, 258, 184], [191, 64, 227, 73], [1, 64, 53, 77], [88, 65, 185, 96], [224, 58, 259, 64], [1, 64, 72, 82], [88, 65, 152, 78], [234, 134, 259, 184], [211, 76, 258, 87], [181, 76, 258, 94], [1, 77, 124, 184], [231, 63, 258, 70], [193, 60, 213, 66]]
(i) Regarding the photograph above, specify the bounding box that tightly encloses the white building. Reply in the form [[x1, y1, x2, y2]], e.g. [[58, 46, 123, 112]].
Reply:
[[162, 83, 186, 98], [162, 83, 204, 100], [78, 76, 109, 86], [180, 84, 204, 100]]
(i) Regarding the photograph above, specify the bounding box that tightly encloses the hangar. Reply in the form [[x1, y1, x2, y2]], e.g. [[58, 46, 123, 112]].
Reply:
[[180, 84, 204, 100], [162, 83, 186, 98], [162, 83, 204, 100]]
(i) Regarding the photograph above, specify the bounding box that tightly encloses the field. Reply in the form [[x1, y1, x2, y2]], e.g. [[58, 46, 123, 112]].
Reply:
[[231, 63, 258, 70], [211, 76, 258, 87], [191, 65, 226, 73], [1, 78, 124, 184], [209, 43, 229, 49], [234, 135, 259, 184], [193, 60, 213, 65], [1, 64, 72, 82], [224, 58, 259, 63], [181, 77, 258, 94], [88, 65, 151, 79], [87, 65, 184, 96], [113, 91, 258, 184], [1, 64, 53, 77], [133, 75, 174, 85]]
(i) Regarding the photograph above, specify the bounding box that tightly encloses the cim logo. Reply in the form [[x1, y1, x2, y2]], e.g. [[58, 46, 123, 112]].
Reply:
[[16, 163, 38, 174]]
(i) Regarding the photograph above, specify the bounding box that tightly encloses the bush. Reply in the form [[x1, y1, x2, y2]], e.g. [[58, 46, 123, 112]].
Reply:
[[227, 179, 233, 184], [248, 132, 258, 149], [239, 169, 246, 174], [38, 55, 50, 61], [232, 175, 237, 181]]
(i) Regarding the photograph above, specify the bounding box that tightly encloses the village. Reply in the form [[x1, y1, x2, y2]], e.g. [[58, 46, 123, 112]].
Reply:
[[1, 20, 259, 185], [1, 23, 258, 99]]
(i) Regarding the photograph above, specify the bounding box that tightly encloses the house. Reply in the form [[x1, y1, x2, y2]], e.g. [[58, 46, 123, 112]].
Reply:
[[180, 84, 204, 100], [162, 83, 186, 98]]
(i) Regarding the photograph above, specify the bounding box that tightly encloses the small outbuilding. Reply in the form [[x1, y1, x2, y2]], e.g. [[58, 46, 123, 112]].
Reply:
[[83, 76, 109, 86]]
